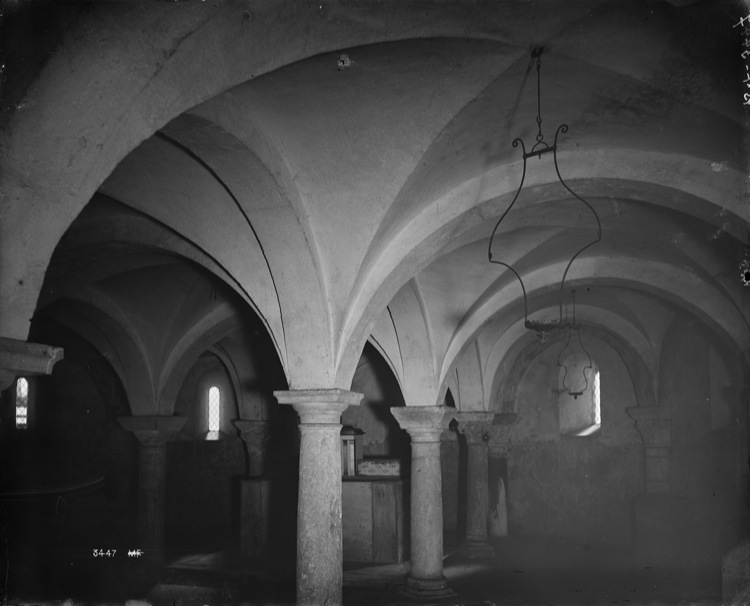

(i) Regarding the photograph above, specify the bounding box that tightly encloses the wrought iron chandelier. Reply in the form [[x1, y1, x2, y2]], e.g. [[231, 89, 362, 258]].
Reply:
[[557, 290, 593, 399], [488, 47, 602, 343]]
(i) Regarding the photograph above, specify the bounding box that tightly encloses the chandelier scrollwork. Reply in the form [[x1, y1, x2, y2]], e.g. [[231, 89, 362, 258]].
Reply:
[[487, 47, 602, 342]]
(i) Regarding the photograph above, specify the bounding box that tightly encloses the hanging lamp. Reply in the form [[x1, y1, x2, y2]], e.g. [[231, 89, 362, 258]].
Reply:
[[488, 47, 602, 342], [557, 290, 593, 399]]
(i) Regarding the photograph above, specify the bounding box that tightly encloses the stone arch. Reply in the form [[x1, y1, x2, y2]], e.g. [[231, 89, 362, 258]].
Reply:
[[441, 256, 749, 393], [39, 295, 155, 415], [493, 323, 656, 415]]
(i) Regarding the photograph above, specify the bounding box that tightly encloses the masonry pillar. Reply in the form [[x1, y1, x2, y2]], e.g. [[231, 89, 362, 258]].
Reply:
[[118, 415, 187, 568], [440, 427, 460, 545], [233, 419, 272, 557], [488, 413, 518, 538], [456, 411, 495, 559], [391, 406, 456, 600], [626, 406, 678, 565], [626, 406, 673, 494], [275, 389, 362, 606], [234, 419, 270, 477]]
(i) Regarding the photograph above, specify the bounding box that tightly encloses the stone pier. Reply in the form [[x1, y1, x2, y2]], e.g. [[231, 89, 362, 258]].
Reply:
[[275, 389, 362, 606], [456, 411, 495, 559], [118, 415, 187, 568], [391, 405, 456, 600]]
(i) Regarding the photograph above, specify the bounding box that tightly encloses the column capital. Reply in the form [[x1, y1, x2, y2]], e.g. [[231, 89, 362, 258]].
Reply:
[[0, 337, 64, 390], [441, 428, 458, 441], [233, 419, 270, 442], [234, 420, 270, 477], [391, 406, 455, 442], [494, 412, 520, 426], [274, 388, 362, 424], [118, 415, 187, 445], [455, 411, 494, 443], [488, 414, 519, 457], [626, 406, 673, 446]]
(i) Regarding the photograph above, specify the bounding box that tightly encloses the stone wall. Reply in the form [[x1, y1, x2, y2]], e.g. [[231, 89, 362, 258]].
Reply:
[[507, 337, 643, 549], [504, 311, 748, 562], [165, 438, 246, 552]]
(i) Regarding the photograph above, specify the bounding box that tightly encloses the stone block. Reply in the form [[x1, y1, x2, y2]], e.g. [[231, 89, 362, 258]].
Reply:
[[358, 458, 401, 476]]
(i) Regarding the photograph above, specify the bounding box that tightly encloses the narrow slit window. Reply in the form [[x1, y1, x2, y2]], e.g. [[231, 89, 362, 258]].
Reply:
[[208, 386, 221, 432], [593, 371, 601, 425], [16, 377, 28, 429], [558, 357, 600, 437]]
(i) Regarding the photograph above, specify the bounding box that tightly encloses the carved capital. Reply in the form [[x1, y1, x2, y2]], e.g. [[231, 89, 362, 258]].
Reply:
[[118, 416, 188, 446], [391, 406, 455, 442], [233, 419, 270, 448], [455, 411, 494, 444], [275, 389, 362, 424], [441, 427, 458, 442], [626, 406, 673, 447], [488, 413, 519, 457]]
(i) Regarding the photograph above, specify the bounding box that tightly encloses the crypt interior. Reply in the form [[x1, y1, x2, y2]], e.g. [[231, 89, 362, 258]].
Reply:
[[1, 1, 749, 604]]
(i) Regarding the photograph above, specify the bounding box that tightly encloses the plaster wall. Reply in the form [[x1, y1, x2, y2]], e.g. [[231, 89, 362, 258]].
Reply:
[[656, 313, 748, 553], [507, 338, 643, 549]]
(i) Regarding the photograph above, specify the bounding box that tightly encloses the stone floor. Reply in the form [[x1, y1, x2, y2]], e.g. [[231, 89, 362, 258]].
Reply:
[[138, 537, 723, 606]]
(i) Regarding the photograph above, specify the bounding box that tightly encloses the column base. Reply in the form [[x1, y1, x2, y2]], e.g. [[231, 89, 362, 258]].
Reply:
[[460, 538, 495, 559], [398, 575, 456, 600]]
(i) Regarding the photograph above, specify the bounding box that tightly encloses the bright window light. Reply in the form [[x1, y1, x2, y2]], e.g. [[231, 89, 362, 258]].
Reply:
[[16, 377, 28, 429], [208, 386, 221, 432], [593, 371, 601, 425]]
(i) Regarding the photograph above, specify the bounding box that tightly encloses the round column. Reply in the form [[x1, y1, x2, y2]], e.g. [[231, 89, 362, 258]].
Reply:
[[391, 406, 456, 599], [118, 415, 187, 568], [456, 411, 495, 558], [275, 389, 362, 606]]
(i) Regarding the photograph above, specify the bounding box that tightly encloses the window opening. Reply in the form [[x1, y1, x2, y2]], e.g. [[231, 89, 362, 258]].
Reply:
[[558, 358, 600, 437], [593, 370, 601, 425], [16, 377, 28, 429], [208, 385, 221, 432]]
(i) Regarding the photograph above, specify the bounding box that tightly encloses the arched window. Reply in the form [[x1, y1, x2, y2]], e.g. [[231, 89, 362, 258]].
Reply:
[[208, 385, 221, 433], [558, 354, 601, 437], [15, 377, 29, 429]]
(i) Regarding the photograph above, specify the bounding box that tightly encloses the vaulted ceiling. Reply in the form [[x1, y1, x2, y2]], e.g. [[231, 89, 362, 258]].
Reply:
[[2, 0, 747, 410]]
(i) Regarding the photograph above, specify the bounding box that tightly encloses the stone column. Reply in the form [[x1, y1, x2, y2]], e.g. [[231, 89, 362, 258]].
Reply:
[[440, 427, 460, 544], [275, 389, 362, 606], [455, 411, 495, 558], [391, 406, 456, 599], [626, 406, 673, 494], [233, 419, 270, 477], [488, 413, 518, 538], [118, 415, 187, 567]]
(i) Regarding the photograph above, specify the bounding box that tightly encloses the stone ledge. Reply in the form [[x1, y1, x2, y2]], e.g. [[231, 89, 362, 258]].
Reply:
[[0, 336, 64, 390]]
